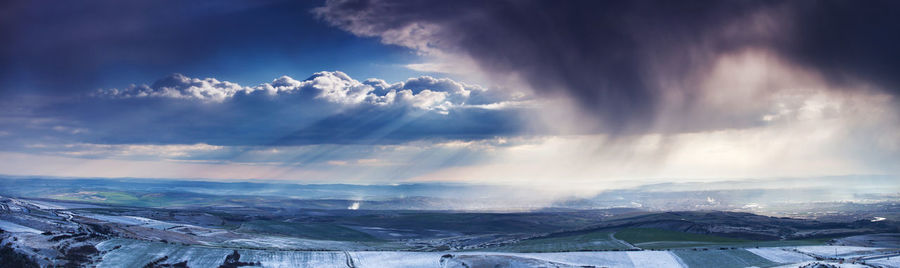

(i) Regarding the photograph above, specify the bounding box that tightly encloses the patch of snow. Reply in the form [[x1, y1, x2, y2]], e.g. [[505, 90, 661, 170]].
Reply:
[[352, 251, 445, 268], [221, 236, 369, 250], [629, 251, 685, 268], [79, 214, 194, 230], [791, 246, 888, 258], [771, 261, 871, 268], [240, 251, 347, 268], [868, 256, 900, 268], [91, 239, 894, 268], [747, 247, 815, 263], [501, 252, 633, 267], [25, 200, 102, 209], [0, 220, 42, 233], [351, 251, 683, 268]]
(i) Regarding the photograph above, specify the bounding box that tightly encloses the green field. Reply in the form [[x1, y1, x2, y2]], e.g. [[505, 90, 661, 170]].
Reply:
[[53, 191, 139, 204], [616, 228, 749, 244], [237, 220, 381, 242], [485, 230, 631, 252], [614, 228, 828, 249], [50, 191, 229, 207], [674, 249, 780, 268], [486, 227, 830, 252], [96, 238, 353, 268]]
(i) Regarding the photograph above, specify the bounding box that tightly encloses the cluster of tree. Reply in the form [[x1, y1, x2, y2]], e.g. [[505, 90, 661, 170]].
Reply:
[[0, 243, 39, 268], [218, 250, 261, 268], [143, 256, 189, 268]]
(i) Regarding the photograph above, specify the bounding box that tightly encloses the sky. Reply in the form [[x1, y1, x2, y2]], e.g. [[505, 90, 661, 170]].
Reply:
[[1, 0, 898, 195]]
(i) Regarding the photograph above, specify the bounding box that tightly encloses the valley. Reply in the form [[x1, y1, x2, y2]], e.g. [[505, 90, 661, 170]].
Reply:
[[2, 194, 899, 267]]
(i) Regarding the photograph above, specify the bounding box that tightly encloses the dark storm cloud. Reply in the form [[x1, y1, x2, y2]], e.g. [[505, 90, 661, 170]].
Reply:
[[316, 0, 900, 132], [777, 1, 900, 93]]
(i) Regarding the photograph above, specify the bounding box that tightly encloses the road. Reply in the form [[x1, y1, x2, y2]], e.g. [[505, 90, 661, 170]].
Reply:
[[343, 251, 356, 268], [610, 232, 641, 250]]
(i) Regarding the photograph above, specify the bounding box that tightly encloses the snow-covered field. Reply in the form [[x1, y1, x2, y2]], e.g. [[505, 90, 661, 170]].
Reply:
[[93, 242, 682, 268], [219, 236, 372, 251], [234, 251, 348, 268], [487, 251, 634, 267], [351, 251, 675, 268], [790, 245, 889, 258], [24, 199, 103, 210], [868, 256, 900, 268], [79, 214, 185, 230], [628, 251, 684, 267], [0, 219, 42, 233], [99, 238, 360, 268], [351, 252, 447, 267], [747, 247, 815, 263], [443, 254, 576, 268], [93, 239, 899, 268], [771, 261, 872, 268], [98, 239, 352, 268], [475, 251, 681, 267], [97, 239, 233, 268]]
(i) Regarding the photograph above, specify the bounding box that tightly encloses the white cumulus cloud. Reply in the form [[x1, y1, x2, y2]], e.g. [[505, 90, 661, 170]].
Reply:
[[95, 71, 513, 113]]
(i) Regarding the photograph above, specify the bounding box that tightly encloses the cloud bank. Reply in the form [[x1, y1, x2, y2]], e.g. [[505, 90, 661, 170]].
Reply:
[[1, 71, 528, 147], [1, 0, 898, 188], [94, 71, 505, 113], [315, 0, 900, 133]]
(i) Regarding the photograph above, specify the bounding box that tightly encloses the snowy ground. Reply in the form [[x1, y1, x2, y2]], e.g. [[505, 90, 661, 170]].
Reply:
[[218, 236, 374, 251], [351, 251, 675, 268], [473, 251, 635, 267], [443, 254, 578, 268], [868, 256, 900, 268], [771, 261, 872, 268], [93, 242, 685, 268], [96, 239, 233, 268], [628, 251, 684, 267], [236, 251, 348, 268], [24, 199, 104, 210], [92, 239, 900, 268], [351, 252, 447, 268], [78, 214, 188, 230], [0, 219, 42, 233], [747, 247, 815, 263], [790, 245, 890, 258], [97, 239, 350, 268]]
